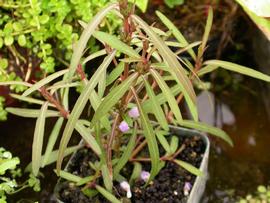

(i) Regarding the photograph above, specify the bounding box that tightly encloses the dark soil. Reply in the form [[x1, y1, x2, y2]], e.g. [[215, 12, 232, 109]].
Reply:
[[57, 134, 206, 203]]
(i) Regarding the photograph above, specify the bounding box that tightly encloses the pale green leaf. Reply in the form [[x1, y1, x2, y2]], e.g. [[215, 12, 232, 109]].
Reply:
[[150, 69, 183, 123], [22, 69, 68, 97], [199, 7, 213, 57], [174, 159, 203, 177], [101, 164, 113, 192], [170, 136, 179, 154], [204, 60, 270, 82], [26, 145, 81, 171], [143, 77, 169, 131], [10, 94, 54, 107], [32, 102, 48, 176], [91, 73, 138, 124], [143, 85, 182, 113], [133, 90, 160, 181], [93, 31, 141, 59], [42, 117, 64, 167], [106, 62, 124, 86], [113, 127, 137, 177], [68, 3, 118, 79], [156, 131, 171, 154], [57, 170, 82, 183], [0, 81, 32, 87], [82, 49, 107, 65], [75, 122, 102, 155], [95, 185, 121, 203], [129, 162, 142, 184], [180, 120, 233, 146], [155, 11, 196, 60], [6, 107, 60, 118]]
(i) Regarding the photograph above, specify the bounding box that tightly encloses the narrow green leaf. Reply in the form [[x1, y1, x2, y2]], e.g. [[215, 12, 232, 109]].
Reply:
[[93, 31, 141, 59], [10, 94, 54, 107], [6, 107, 60, 118], [143, 85, 182, 113], [98, 66, 106, 98], [22, 69, 68, 97], [57, 170, 82, 183], [170, 136, 179, 154], [68, 3, 118, 79], [155, 11, 196, 60], [113, 127, 137, 177], [26, 145, 81, 171], [106, 62, 125, 86], [132, 15, 198, 121], [156, 131, 171, 154], [0, 81, 32, 87], [91, 73, 138, 124], [204, 60, 270, 82], [89, 90, 111, 131], [57, 52, 115, 173], [47, 82, 80, 91], [32, 102, 48, 176], [76, 175, 95, 186], [174, 159, 203, 177], [180, 120, 233, 146], [150, 69, 183, 123], [197, 64, 218, 76], [75, 122, 102, 155], [82, 49, 107, 65], [129, 162, 142, 184], [199, 7, 213, 57], [95, 185, 121, 203], [101, 164, 113, 192], [42, 117, 64, 167], [133, 90, 160, 181], [143, 78, 169, 131]]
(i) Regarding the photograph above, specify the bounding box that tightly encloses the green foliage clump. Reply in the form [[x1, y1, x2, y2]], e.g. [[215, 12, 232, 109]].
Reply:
[[0, 0, 121, 121], [238, 185, 270, 203], [0, 148, 40, 203]]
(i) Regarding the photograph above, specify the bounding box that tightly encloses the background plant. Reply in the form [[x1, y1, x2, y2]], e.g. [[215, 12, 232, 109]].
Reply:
[[0, 0, 123, 121], [238, 185, 270, 203], [0, 148, 40, 203], [2, 1, 270, 201]]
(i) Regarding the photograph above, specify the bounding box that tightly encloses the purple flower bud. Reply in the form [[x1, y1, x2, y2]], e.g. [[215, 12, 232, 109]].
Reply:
[[120, 181, 132, 198], [119, 121, 130, 133], [140, 170, 150, 182], [183, 182, 192, 196], [128, 107, 139, 118]]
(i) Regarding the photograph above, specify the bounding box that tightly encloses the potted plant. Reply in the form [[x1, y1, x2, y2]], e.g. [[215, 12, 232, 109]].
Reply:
[[2, 0, 270, 202]]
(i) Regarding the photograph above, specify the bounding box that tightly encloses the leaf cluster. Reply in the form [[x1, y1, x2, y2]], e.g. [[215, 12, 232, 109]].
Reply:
[[0, 148, 40, 203]]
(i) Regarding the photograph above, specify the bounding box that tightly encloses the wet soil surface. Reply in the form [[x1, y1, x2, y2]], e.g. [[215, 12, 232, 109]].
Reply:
[[58, 135, 205, 203]]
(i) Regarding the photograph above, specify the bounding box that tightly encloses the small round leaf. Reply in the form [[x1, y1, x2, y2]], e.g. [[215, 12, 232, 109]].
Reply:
[[18, 35, 26, 47], [0, 58, 8, 69], [4, 36, 14, 46]]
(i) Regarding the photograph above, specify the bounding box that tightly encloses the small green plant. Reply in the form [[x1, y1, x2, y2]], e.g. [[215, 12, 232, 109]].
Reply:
[[0, 148, 40, 203], [2, 0, 270, 201], [238, 185, 270, 203]]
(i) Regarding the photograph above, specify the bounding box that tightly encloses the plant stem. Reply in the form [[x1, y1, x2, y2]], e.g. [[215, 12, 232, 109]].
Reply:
[[107, 113, 120, 177]]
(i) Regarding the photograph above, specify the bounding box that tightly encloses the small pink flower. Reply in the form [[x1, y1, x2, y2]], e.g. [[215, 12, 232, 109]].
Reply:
[[183, 182, 192, 196], [140, 170, 150, 182], [120, 181, 132, 198], [119, 121, 130, 132], [128, 107, 139, 118]]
